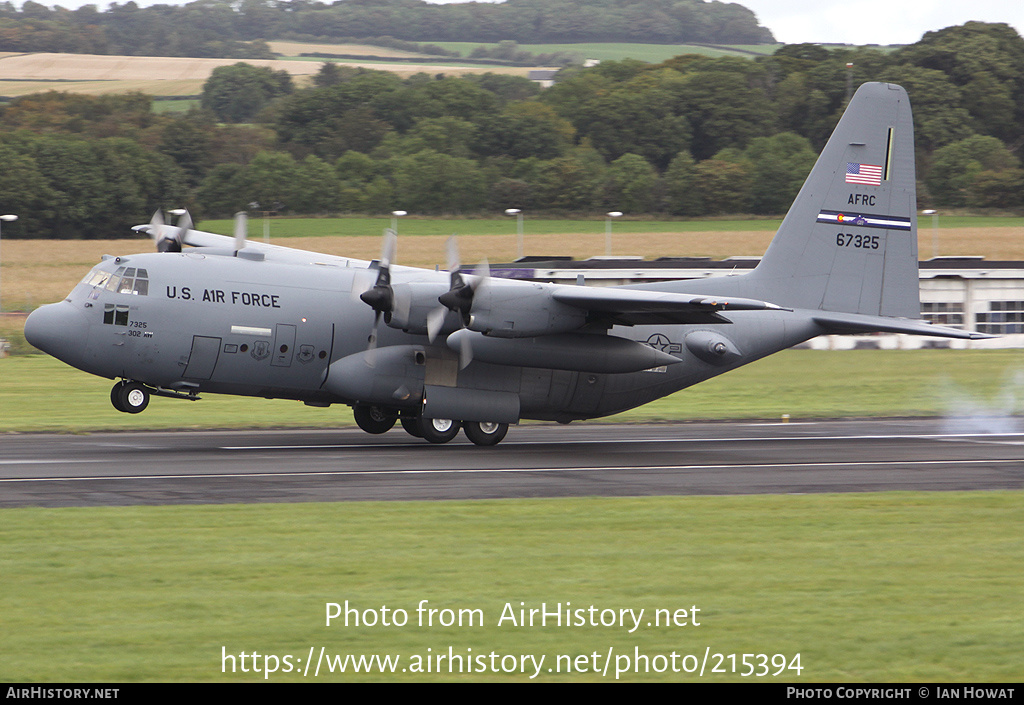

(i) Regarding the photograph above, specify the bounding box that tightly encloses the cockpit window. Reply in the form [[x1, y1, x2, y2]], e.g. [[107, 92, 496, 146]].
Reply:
[[83, 268, 111, 289], [85, 265, 149, 296], [104, 267, 125, 291]]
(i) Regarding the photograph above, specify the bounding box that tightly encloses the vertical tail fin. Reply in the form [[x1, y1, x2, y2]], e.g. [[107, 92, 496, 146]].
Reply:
[[749, 82, 919, 317]]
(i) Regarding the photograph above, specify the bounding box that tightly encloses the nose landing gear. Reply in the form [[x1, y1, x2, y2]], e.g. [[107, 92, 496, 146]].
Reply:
[[110, 381, 150, 413]]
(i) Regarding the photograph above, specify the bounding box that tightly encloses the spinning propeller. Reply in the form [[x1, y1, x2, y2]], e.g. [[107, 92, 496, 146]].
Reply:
[[356, 229, 398, 356], [141, 209, 193, 252], [354, 232, 489, 368], [428, 237, 489, 367]]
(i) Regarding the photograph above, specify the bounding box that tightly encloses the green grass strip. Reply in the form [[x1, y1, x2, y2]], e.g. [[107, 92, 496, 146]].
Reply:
[[2, 493, 1021, 681], [2, 349, 1022, 433]]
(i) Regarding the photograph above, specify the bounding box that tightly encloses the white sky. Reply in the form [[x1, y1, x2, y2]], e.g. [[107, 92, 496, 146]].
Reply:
[[736, 0, 1024, 45], [35, 0, 1024, 47]]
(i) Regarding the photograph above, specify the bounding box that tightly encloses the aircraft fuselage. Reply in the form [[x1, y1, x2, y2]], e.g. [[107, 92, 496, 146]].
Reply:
[[29, 249, 818, 424]]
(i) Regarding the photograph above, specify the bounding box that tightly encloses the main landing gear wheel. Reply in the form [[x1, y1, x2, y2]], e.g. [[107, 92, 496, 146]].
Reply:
[[463, 421, 509, 446], [110, 381, 149, 414], [400, 416, 422, 438], [353, 404, 398, 434], [417, 417, 461, 444]]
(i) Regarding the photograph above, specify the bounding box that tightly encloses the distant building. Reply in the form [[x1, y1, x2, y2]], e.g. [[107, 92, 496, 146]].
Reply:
[[527, 70, 559, 88]]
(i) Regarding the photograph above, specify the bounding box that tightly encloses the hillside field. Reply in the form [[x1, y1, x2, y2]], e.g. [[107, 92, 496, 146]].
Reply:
[[0, 50, 540, 98]]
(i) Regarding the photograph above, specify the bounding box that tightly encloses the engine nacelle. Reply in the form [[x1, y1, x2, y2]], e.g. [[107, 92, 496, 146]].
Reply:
[[325, 345, 425, 406], [387, 281, 454, 336], [448, 330, 682, 373], [466, 281, 587, 338]]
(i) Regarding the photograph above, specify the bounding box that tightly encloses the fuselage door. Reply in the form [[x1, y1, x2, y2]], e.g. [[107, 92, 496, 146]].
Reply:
[[183, 335, 222, 380], [271, 324, 297, 367]]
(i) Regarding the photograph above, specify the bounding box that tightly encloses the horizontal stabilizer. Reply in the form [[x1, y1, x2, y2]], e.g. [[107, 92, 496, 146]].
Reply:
[[812, 312, 995, 340]]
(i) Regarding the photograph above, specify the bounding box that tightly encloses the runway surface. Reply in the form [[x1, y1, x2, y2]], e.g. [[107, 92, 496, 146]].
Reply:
[[2, 419, 1023, 508]]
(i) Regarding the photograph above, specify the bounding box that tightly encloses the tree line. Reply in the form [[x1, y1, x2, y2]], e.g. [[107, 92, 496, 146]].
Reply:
[[0, 0, 772, 58], [0, 21, 1022, 238]]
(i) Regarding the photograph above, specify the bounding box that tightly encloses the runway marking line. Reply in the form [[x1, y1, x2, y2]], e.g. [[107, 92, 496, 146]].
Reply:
[[3, 457, 1022, 484], [217, 431, 1024, 451]]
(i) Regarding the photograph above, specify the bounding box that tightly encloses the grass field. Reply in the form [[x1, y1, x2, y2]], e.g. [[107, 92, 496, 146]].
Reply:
[[2, 492, 1021, 681], [425, 41, 779, 62], [2, 349, 1022, 433], [152, 98, 201, 113], [0, 52, 533, 98], [268, 41, 440, 60], [269, 39, 783, 63], [2, 216, 1023, 313]]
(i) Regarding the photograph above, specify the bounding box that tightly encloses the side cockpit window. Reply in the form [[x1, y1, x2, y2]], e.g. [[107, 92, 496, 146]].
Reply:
[[86, 266, 149, 296], [103, 304, 130, 326]]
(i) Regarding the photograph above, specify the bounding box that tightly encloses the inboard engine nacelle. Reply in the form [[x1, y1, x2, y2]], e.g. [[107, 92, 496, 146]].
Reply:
[[462, 282, 587, 338]]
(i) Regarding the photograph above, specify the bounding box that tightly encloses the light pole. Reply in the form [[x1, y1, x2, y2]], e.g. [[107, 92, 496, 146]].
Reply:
[[505, 208, 523, 259], [922, 209, 938, 258], [391, 210, 407, 236], [605, 211, 622, 256], [248, 201, 278, 244], [0, 214, 17, 313]]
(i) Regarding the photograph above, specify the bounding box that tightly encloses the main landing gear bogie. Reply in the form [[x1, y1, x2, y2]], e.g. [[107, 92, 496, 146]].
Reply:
[[110, 380, 150, 414], [357, 408, 509, 446]]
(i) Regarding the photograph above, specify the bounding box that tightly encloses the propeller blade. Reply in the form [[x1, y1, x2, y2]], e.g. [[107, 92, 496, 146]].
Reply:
[[175, 209, 193, 236], [233, 212, 248, 252], [350, 267, 377, 303], [148, 209, 186, 253], [445, 235, 460, 275], [475, 258, 490, 282], [459, 331, 473, 369], [467, 258, 490, 295], [365, 311, 382, 367], [426, 306, 448, 343], [381, 228, 397, 269], [149, 209, 165, 244]]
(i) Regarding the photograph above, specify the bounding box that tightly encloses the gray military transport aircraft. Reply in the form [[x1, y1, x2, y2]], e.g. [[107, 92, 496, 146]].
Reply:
[[24, 82, 988, 445]]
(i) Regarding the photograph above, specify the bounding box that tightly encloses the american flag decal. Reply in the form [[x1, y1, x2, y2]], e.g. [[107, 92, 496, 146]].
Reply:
[[846, 162, 883, 185]]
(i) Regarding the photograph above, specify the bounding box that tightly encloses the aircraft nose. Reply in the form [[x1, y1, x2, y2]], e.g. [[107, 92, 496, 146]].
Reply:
[[24, 301, 90, 364]]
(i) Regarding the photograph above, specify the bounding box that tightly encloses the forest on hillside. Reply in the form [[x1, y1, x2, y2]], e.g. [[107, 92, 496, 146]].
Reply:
[[0, 22, 1022, 238], [0, 0, 773, 57]]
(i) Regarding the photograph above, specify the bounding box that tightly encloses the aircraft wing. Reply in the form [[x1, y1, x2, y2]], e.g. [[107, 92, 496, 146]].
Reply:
[[133, 224, 373, 268], [551, 286, 789, 326], [184, 229, 372, 266]]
